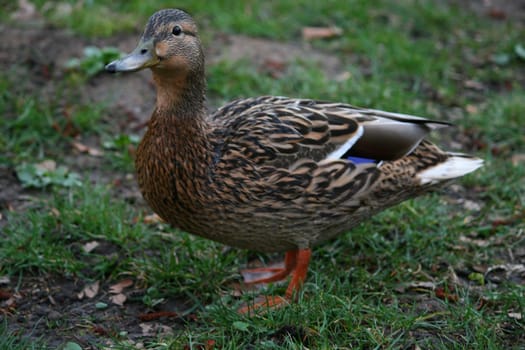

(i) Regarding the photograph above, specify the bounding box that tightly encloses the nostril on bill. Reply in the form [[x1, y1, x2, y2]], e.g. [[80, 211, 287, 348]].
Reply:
[[105, 62, 117, 73]]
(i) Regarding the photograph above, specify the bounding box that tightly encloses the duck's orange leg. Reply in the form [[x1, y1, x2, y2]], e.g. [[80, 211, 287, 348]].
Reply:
[[239, 249, 312, 314], [283, 249, 311, 300]]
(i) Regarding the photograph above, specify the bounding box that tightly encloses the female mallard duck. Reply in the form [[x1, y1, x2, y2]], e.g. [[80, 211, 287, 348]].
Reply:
[[106, 9, 483, 310]]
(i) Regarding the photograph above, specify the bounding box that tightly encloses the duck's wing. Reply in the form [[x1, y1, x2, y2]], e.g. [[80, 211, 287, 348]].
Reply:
[[211, 96, 450, 168]]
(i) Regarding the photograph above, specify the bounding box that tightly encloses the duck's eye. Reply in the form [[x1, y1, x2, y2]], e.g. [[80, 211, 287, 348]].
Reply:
[[172, 25, 182, 36]]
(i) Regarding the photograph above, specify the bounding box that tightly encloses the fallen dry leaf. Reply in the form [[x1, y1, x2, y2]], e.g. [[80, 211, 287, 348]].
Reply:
[[78, 281, 100, 299], [511, 154, 525, 166], [0, 276, 10, 285], [36, 160, 56, 172], [435, 286, 459, 303], [459, 235, 491, 248], [465, 104, 479, 114], [109, 293, 127, 306], [0, 290, 12, 300], [302, 26, 342, 40], [4, 296, 17, 307], [487, 8, 507, 20], [486, 264, 525, 277], [138, 311, 179, 321], [335, 71, 352, 82], [92, 325, 109, 336], [139, 322, 174, 336], [462, 199, 482, 211], [508, 312, 522, 320], [11, 0, 37, 20], [464, 79, 485, 91], [109, 279, 133, 294], [407, 281, 436, 290], [139, 323, 153, 336], [82, 241, 99, 253], [50, 208, 60, 217], [71, 141, 104, 156], [143, 213, 164, 224], [2, 291, 22, 310]]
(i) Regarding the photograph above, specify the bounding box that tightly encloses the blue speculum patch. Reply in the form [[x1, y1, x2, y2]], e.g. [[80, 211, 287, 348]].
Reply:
[[347, 156, 378, 164]]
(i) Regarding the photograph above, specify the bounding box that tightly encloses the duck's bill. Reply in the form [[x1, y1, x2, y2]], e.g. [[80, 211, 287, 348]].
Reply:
[[105, 39, 158, 73]]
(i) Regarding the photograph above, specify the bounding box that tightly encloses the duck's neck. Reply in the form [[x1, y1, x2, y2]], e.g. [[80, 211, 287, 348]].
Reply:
[[151, 69, 207, 121], [147, 69, 212, 170]]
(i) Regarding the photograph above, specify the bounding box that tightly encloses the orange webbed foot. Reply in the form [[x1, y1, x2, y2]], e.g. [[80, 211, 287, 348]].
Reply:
[[238, 249, 312, 314]]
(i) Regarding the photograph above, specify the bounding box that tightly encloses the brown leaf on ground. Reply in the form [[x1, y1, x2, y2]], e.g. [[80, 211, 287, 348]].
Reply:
[[0, 276, 10, 285], [71, 141, 103, 157], [435, 286, 459, 302], [302, 26, 342, 40], [109, 279, 133, 294], [491, 209, 525, 229], [78, 281, 99, 299], [143, 213, 164, 224], [138, 311, 179, 321], [109, 293, 126, 306], [91, 325, 110, 336], [487, 8, 507, 20]]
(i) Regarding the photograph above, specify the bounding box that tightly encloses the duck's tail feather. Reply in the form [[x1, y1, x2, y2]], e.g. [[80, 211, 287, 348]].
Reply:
[[417, 153, 483, 185]]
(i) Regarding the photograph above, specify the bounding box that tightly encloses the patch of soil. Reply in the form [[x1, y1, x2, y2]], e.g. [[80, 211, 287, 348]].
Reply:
[[1, 275, 191, 348]]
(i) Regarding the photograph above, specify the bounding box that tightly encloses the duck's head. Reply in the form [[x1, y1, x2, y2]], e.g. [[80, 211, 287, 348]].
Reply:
[[105, 9, 203, 75]]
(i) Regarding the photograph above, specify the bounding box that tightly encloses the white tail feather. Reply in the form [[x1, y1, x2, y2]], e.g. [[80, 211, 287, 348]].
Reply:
[[418, 155, 483, 185]]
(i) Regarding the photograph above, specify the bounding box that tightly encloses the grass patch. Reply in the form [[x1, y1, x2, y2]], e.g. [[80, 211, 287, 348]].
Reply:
[[1, 0, 524, 348], [0, 76, 105, 166]]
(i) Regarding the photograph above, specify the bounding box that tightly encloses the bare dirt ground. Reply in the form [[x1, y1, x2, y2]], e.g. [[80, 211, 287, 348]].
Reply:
[[1, 1, 524, 348]]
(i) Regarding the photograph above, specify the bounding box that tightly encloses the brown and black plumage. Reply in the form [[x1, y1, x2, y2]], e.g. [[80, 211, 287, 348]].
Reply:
[[106, 9, 483, 311]]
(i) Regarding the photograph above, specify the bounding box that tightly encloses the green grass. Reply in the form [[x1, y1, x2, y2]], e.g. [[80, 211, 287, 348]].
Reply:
[[0, 322, 47, 350], [0, 75, 106, 166], [1, 0, 524, 349]]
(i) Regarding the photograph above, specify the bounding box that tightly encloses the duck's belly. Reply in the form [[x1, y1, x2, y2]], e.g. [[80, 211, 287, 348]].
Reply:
[[143, 191, 372, 253]]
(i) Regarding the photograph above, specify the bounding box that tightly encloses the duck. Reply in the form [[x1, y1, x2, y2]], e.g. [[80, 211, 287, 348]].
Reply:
[[105, 8, 483, 311]]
